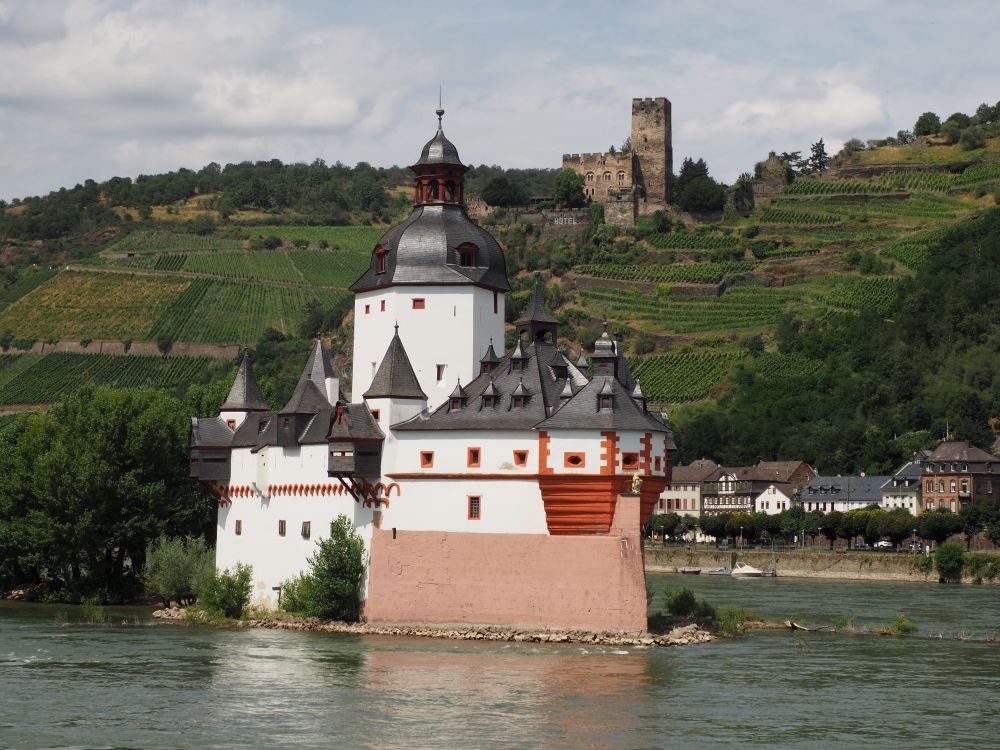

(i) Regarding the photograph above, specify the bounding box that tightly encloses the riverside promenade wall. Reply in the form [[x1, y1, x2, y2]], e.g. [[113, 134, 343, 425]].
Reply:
[[645, 546, 930, 582]]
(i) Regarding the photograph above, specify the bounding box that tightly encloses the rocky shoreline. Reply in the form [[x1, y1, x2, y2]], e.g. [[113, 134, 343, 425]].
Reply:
[[152, 607, 715, 647]]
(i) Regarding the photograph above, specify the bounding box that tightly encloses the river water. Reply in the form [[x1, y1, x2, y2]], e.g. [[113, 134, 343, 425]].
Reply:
[[2, 576, 1000, 749]]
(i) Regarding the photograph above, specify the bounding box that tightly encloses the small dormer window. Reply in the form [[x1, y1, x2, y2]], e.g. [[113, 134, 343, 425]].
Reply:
[[257, 420, 269, 435], [599, 395, 613, 410], [374, 245, 386, 274], [512, 395, 527, 409], [450, 397, 462, 412], [512, 359, 521, 373], [458, 243, 477, 268], [482, 395, 495, 408]]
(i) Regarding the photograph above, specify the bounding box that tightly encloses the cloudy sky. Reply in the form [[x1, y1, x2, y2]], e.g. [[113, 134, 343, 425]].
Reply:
[[1, 0, 998, 200]]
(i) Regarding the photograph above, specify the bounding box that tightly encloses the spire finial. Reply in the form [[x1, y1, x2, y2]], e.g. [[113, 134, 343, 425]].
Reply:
[[394, 322, 399, 334], [602, 320, 609, 334], [436, 86, 445, 127]]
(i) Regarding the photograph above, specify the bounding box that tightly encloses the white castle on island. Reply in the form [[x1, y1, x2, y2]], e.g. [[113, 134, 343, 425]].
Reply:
[[190, 108, 674, 632]]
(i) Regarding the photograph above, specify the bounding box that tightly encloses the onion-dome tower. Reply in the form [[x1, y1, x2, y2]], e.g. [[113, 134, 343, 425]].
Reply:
[[350, 102, 510, 409]]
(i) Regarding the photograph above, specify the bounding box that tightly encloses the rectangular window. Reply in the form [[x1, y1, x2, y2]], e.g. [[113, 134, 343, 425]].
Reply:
[[226, 419, 236, 429], [655, 456, 662, 471], [436, 364, 446, 382], [278, 519, 286, 537], [468, 496, 481, 520], [412, 298, 425, 310], [622, 452, 639, 469], [513, 450, 528, 467], [467, 447, 481, 468], [493, 291, 498, 314], [420, 451, 434, 469], [234, 519, 242, 536], [301, 521, 311, 539], [563, 452, 585, 468], [370, 408, 380, 422], [380, 300, 386, 312], [364, 304, 370, 314]]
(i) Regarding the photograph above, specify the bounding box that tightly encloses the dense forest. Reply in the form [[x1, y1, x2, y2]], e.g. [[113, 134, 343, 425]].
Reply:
[[672, 208, 1000, 474]]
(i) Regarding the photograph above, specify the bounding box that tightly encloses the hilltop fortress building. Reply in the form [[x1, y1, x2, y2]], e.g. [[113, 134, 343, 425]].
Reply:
[[562, 97, 673, 223], [190, 107, 675, 633]]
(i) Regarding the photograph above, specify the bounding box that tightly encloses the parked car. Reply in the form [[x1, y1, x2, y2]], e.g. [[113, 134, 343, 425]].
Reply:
[[874, 540, 893, 549]]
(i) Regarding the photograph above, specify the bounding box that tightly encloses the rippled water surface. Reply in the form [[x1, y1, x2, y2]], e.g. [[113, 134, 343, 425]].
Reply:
[[3, 576, 1000, 749]]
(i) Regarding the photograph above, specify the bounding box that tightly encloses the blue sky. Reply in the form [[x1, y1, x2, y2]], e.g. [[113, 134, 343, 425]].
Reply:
[[1, 0, 998, 200]]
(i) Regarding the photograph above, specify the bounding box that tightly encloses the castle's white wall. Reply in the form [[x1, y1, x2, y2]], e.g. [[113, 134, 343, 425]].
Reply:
[[216, 445, 375, 608], [351, 285, 504, 410], [545, 430, 604, 474]]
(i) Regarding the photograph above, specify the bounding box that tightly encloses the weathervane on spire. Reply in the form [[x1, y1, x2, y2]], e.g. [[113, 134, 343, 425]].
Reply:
[[436, 85, 444, 127]]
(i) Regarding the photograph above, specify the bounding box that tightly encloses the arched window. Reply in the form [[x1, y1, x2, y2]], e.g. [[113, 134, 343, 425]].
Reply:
[[374, 245, 386, 274], [586, 172, 595, 182], [427, 180, 439, 200], [444, 181, 456, 201], [618, 171, 626, 182], [603, 172, 612, 181], [458, 243, 477, 268]]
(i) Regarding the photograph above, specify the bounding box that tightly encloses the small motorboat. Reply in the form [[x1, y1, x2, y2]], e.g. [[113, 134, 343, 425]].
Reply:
[[680, 567, 701, 575], [730, 562, 764, 577], [708, 567, 733, 576]]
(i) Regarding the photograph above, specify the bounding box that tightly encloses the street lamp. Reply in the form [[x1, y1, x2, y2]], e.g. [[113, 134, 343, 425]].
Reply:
[[818, 526, 823, 549], [912, 528, 917, 554], [739, 525, 743, 549]]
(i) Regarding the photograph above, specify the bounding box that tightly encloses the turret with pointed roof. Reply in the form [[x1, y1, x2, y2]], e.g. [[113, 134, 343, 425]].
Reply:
[[364, 325, 427, 400], [221, 353, 269, 413], [479, 339, 501, 375], [514, 275, 559, 344]]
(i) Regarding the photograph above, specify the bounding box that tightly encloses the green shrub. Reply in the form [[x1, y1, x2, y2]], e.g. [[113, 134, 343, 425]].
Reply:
[[892, 613, 918, 635], [144, 535, 214, 607], [964, 553, 1000, 583], [197, 563, 253, 619], [662, 586, 697, 616], [80, 596, 108, 624], [915, 554, 934, 580], [717, 607, 756, 637], [935, 542, 965, 582], [278, 515, 365, 621], [692, 598, 717, 620]]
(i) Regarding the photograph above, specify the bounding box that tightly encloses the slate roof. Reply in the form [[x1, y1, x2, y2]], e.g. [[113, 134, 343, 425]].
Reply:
[[805, 476, 891, 503], [350, 204, 510, 293], [279, 376, 331, 415], [514, 278, 559, 326], [364, 329, 427, 400], [302, 338, 336, 387], [536, 375, 666, 432], [190, 416, 234, 447], [230, 411, 274, 449], [220, 354, 269, 412], [882, 459, 925, 491], [394, 339, 573, 431], [671, 459, 721, 483], [327, 403, 384, 442], [413, 111, 464, 167], [925, 440, 998, 463]]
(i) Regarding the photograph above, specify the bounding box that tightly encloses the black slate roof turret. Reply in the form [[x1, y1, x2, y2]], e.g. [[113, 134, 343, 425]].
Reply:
[[303, 339, 335, 389], [279, 376, 330, 415], [364, 327, 427, 400], [480, 339, 501, 373], [220, 353, 269, 412]]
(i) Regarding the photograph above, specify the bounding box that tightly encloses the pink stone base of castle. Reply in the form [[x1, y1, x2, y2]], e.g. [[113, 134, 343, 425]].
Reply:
[[364, 494, 648, 633]]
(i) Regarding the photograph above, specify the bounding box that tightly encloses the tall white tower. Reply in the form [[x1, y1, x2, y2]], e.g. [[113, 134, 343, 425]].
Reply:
[[349, 107, 509, 410]]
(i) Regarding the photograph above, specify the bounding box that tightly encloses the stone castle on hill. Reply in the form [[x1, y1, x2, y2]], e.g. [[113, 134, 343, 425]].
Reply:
[[562, 97, 673, 225], [190, 106, 674, 633]]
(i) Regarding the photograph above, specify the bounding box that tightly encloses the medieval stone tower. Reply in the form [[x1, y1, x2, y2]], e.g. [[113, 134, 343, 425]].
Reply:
[[561, 97, 673, 225], [630, 97, 672, 204]]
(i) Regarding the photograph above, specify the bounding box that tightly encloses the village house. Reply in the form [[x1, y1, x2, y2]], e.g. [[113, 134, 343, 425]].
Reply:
[[879, 451, 928, 515], [801, 475, 891, 513], [919, 440, 999, 513]]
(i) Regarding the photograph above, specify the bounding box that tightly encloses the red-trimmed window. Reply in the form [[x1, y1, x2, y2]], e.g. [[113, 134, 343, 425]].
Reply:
[[564, 452, 585, 468], [622, 452, 639, 470], [226, 419, 236, 430], [301, 521, 311, 539], [458, 243, 477, 267], [234, 520, 243, 536], [412, 298, 425, 310], [380, 300, 386, 312], [420, 451, 434, 469], [374, 245, 386, 274], [468, 447, 481, 468], [371, 409, 380, 422], [468, 496, 481, 520], [654, 456, 662, 471], [513, 450, 528, 467], [278, 519, 286, 537], [364, 304, 370, 314]]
